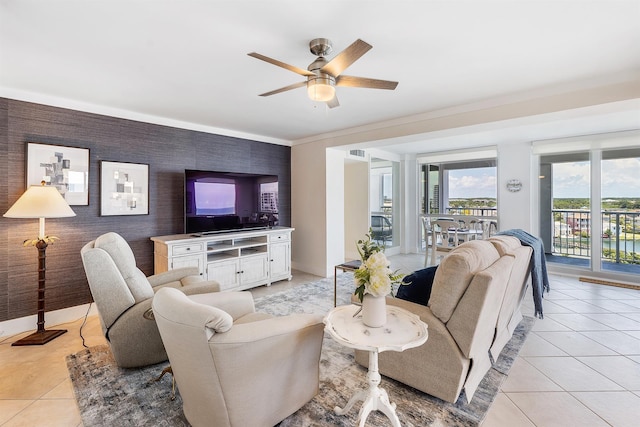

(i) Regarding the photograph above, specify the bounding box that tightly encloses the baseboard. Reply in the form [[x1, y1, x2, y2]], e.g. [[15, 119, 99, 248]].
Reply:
[[579, 276, 640, 291], [0, 303, 98, 339]]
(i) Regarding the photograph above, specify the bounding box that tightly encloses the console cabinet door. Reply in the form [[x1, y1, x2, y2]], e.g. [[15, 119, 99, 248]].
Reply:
[[171, 254, 204, 276], [207, 259, 240, 291], [239, 255, 269, 286], [270, 242, 291, 281]]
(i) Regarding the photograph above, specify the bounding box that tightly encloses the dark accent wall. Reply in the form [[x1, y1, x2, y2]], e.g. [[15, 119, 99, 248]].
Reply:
[[0, 98, 291, 323]]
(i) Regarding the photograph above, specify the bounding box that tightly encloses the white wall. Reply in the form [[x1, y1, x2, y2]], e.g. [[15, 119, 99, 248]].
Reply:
[[344, 159, 369, 261], [291, 141, 328, 276], [291, 144, 349, 277], [326, 149, 346, 276], [403, 154, 419, 253], [497, 142, 534, 232]]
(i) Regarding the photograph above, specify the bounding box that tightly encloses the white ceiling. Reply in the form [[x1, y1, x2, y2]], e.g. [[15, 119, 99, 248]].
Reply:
[[1, 0, 639, 152]]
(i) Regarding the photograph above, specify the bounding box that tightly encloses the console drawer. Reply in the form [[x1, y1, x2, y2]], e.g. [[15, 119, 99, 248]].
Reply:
[[172, 242, 204, 256], [269, 232, 290, 243]]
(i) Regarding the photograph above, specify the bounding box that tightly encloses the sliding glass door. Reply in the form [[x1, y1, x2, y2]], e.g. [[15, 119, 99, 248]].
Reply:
[[601, 148, 640, 272], [539, 147, 640, 276], [540, 153, 591, 269]]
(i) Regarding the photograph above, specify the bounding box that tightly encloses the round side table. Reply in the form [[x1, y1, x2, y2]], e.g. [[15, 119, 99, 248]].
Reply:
[[323, 304, 428, 427]]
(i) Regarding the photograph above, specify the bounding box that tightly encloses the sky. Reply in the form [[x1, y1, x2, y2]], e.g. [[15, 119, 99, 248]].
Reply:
[[448, 167, 497, 198], [446, 158, 640, 199], [553, 158, 640, 198]]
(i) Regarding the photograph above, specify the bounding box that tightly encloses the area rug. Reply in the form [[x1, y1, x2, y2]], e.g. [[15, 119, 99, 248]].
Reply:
[[67, 274, 534, 426]]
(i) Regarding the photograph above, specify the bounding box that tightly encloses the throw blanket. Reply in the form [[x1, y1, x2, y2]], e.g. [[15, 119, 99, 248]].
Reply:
[[497, 229, 550, 319]]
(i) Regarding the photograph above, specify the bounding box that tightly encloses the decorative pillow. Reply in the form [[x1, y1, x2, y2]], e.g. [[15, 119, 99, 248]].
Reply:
[[396, 266, 438, 306]]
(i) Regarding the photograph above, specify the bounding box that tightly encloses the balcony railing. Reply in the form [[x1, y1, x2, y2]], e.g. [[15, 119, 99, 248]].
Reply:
[[552, 209, 640, 265], [445, 207, 498, 217]]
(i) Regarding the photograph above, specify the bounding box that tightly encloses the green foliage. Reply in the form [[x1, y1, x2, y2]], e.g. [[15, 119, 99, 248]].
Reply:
[[356, 228, 385, 261], [554, 198, 640, 210], [602, 248, 640, 265], [354, 285, 364, 302], [448, 198, 496, 208], [353, 229, 404, 302]]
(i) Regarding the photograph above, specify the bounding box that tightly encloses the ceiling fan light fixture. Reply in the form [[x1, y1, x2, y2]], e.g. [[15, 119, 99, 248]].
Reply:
[[307, 76, 335, 102], [249, 38, 396, 107]]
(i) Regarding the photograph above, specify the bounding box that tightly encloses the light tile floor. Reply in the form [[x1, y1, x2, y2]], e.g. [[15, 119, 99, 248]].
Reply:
[[1, 253, 639, 426]]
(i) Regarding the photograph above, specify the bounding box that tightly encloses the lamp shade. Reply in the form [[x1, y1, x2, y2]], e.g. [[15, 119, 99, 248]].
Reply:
[[4, 185, 76, 219]]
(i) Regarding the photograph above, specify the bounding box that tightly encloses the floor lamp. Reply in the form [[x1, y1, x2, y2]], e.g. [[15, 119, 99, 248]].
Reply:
[[4, 182, 76, 346]]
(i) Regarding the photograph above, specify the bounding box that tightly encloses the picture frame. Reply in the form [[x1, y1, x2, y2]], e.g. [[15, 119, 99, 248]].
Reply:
[[26, 142, 90, 206], [100, 161, 149, 216]]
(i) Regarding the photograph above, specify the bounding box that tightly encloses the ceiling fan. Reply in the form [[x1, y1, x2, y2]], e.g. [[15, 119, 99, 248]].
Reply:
[[248, 38, 398, 108]]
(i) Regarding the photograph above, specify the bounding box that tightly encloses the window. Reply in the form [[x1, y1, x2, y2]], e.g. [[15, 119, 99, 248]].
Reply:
[[417, 148, 498, 253], [534, 131, 640, 278], [420, 160, 497, 216]]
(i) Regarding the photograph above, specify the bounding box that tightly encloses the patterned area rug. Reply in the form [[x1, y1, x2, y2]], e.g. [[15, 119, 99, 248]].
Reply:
[[67, 274, 534, 426]]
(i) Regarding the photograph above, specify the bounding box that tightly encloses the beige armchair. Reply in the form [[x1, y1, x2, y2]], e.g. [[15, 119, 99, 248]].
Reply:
[[152, 287, 324, 427], [80, 232, 219, 368]]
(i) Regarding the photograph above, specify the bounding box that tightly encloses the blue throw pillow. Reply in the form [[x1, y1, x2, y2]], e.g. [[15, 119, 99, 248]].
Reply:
[[396, 266, 438, 306]]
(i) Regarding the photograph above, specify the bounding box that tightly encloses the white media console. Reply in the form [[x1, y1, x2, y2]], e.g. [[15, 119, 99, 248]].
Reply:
[[151, 227, 293, 291]]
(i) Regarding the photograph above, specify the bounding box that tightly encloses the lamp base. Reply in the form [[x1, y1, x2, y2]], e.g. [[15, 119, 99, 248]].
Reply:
[[11, 329, 67, 346]]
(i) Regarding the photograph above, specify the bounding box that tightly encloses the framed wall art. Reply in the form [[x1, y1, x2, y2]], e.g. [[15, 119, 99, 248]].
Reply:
[[100, 161, 149, 216], [26, 142, 90, 206]]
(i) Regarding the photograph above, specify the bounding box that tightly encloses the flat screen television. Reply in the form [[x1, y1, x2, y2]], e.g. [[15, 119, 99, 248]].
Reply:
[[185, 169, 279, 235]]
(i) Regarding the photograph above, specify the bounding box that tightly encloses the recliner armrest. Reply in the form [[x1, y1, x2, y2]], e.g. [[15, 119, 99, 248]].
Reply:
[[148, 267, 201, 287], [209, 314, 324, 344], [188, 291, 255, 321], [180, 281, 221, 294]]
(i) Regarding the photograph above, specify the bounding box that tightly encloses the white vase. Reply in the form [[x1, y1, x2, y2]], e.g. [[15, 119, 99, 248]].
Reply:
[[362, 294, 387, 327]]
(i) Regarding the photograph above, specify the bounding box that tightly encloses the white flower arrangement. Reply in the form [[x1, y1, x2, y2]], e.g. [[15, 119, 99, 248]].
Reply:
[[353, 229, 404, 302]]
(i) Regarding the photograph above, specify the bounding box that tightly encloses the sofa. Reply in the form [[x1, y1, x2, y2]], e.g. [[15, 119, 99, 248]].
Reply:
[[354, 237, 532, 403]]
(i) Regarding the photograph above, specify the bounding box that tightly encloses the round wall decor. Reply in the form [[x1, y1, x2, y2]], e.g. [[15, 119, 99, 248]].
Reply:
[[506, 179, 522, 192]]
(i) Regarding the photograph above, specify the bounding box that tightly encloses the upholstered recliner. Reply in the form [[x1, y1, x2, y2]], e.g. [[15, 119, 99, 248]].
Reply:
[[356, 240, 520, 403], [80, 232, 220, 368], [152, 287, 325, 427], [486, 235, 533, 359]]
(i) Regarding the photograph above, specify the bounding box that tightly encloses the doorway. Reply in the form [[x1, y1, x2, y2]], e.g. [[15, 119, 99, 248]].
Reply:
[[370, 157, 400, 250], [539, 148, 640, 276]]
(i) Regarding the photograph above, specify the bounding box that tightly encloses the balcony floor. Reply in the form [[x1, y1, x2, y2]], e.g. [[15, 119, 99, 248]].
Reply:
[[546, 254, 640, 275]]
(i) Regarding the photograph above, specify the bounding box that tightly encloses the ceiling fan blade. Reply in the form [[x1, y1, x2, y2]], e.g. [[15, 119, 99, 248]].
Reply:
[[326, 95, 340, 109], [320, 39, 372, 77], [336, 75, 398, 90], [248, 52, 316, 77], [258, 81, 306, 97]]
